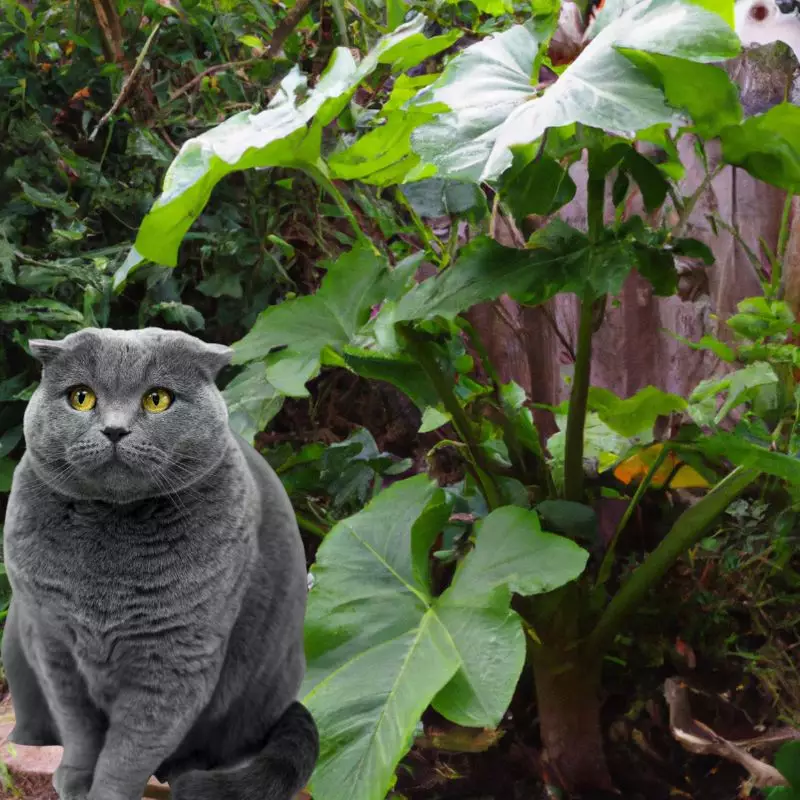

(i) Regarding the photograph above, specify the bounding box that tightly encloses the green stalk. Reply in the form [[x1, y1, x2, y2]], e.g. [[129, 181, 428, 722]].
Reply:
[[775, 188, 795, 298], [330, 0, 350, 46], [402, 327, 503, 510], [595, 445, 671, 587], [394, 188, 445, 265], [296, 512, 329, 538], [563, 298, 595, 503], [564, 176, 604, 502], [304, 162, 365, 242], [586, 466, 759, 658]]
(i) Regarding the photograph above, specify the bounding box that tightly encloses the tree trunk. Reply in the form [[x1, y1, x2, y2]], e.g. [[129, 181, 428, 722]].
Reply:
[[532, 644, 611, 793]]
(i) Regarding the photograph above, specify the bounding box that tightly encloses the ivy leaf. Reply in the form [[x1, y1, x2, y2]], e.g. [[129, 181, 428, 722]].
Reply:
[[232, 244, 388, 395], [720, 104, 800, 191], [412, 0, 739, 182], [147, 301, 204, 331]]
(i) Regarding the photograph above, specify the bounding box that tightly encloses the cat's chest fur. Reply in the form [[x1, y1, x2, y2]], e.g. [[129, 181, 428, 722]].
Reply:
[[5, 455, 257, 684]]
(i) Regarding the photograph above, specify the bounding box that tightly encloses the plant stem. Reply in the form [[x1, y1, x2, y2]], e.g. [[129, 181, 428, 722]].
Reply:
[[297, 512, 329, 538], [394, 188, 444, 265], [595, 445, 671, 587], [775, 189, 795, 298], [564, 175, 604, 502], [563, 298, 595, 503], [460, 319, 551, 492], [305, 162, 367, 243], [401, 327, 503, 510], [330, 0, 350, 46], [586, 465, 759, 658]]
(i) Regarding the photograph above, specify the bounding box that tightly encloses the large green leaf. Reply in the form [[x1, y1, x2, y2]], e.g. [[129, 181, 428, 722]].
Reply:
[[411, 0, 739, 181], [689, 362, 778, 425], [376, 227, 637, 334], [697, 433, 800, 483], [343, 346, 440, 410], [619, 51, 741, 138], [303, 480, 588, 800], [588, 385, 688, 437], [434, 506, 588, 725], [409, 24, 543, 182], [232, 244, 388, 395], [125, 16, 440, 272], [303, 477, 458, 800], [720, 104, 800, 191]]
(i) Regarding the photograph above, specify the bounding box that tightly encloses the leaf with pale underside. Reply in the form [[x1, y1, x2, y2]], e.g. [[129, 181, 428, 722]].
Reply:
[[411, 0, 739, 182]]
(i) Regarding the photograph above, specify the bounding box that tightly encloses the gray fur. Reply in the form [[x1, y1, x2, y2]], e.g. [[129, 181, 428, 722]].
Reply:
[[2, 327, 318, 800]]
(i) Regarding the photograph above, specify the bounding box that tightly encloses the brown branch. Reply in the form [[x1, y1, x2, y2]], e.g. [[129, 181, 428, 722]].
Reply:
[[664, 677, 790, 789], [267, 0, 316, 57], [90, 22, 162, 142], [169, 59, 257, 102], [169, 0, 315, 103], [90, 0, 125, 63]]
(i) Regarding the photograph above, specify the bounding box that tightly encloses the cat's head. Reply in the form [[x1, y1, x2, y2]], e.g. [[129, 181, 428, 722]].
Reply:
[[23, 327, 233, 504]]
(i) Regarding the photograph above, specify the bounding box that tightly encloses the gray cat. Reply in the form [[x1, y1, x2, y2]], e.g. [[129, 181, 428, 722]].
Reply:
[[1, 327, 318, 800]]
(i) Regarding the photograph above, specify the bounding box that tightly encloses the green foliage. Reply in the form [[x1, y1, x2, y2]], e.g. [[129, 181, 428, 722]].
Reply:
[[765, 741, 800, 799], [303, 478, 587, 800], [6, 0, 800, 795]]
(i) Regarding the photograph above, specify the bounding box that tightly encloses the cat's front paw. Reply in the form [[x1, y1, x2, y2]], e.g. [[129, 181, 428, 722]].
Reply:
[[53, 765, 93, 800]]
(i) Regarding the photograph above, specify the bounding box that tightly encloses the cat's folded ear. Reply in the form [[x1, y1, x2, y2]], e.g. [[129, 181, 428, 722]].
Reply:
[[28, 339, 65, 365], [197, 342, 234, 379]]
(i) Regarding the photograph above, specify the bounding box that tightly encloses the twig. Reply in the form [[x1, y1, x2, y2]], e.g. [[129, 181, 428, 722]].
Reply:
[[169, 59, 256, 102], [664, 677, 789, 788], [90, 22, 162, 142], [168, 0, 313, 106], [267, 0, 316, 57]]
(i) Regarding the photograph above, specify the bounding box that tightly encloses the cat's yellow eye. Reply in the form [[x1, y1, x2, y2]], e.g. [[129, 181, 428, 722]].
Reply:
[[142, 388, 173, 414], [68, 386, 97, 412]]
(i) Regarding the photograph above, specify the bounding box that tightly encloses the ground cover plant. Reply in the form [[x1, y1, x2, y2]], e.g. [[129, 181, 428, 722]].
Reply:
[[2, 0, 800, 798]]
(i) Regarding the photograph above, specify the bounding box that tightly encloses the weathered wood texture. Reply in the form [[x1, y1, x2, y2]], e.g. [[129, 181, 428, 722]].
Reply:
[[470, 41, 799, 421]]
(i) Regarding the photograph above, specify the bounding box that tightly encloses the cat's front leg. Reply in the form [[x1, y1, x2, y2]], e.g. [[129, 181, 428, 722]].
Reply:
[[34, 642, 105, 800], [87, 684, 206, 800]]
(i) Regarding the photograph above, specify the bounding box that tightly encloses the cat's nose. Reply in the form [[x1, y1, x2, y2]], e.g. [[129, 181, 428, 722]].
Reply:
[[102, 426, 130, 443]]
